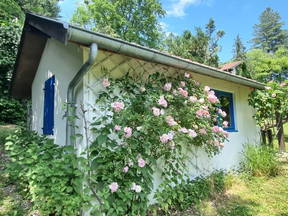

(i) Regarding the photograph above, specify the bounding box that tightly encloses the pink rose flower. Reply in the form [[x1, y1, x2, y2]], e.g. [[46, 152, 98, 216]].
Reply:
[[123, 166, 129, 173], [131, 183, 142, 193], [114, 125, 121, 131], [189, 96, 198, 103], [196, 109, 210, 118], [265, 86, 271, 90], [180, 81, 186, 87], [204, 86, 210, 92], [163, 83, 172, 91], [124, 127, 132, 138], [178, 88, 188, 97], [188, 129, 197, 138], [158, 96, 168, 108], [223, 121, 229, 128], [140, 86, 146, 92], [218, 109, 227, 118], [138, 158, 146, 168], [152, 107, 161, 116], [184, 72, 190, 78], [199, 128, 207, 134], [207, 91, 219, 103], [165, 116, 177, 126], [111, 101, 125, 112], [272, 93, 276, 97], [109, 182, 119, 193], [178, 128, 188, 133], [102, 78, 110, 87], [160, 131, 174, 143]]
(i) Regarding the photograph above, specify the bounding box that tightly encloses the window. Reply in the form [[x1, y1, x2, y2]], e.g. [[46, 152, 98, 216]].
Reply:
[[214, 90, 236, 132], [43, 76, 55, 135]]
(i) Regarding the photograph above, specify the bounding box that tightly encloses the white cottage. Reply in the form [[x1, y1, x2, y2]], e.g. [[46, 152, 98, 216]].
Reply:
[[12, 13, 264, 184]]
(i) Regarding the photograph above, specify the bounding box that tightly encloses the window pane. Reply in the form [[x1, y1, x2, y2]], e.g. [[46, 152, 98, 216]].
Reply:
[[218, 95, 231, 127]]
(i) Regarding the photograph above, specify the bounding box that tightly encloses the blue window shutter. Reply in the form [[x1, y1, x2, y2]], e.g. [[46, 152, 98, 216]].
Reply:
[[43, 76, 55, 135]]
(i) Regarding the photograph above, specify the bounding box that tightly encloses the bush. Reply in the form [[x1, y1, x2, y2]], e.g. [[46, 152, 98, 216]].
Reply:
[[5, 128, 86, 215], [0, 125, 15, 145], [240, 144, 279, 176], [0, 97, 26, 125], [154, 170, 226, 213]]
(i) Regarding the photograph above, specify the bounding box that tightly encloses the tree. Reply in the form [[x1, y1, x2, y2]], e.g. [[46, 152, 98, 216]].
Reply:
[[246, 48, 288, 82], [252, 7, 288, 53], [233, 34, 246, 61], [72, 0, 165, 48], [0, 0, 60, 124], [165, 19, 224, 67]]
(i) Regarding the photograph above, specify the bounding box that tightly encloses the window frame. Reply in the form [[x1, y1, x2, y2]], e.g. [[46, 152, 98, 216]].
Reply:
[[214, 90, 237, 132]]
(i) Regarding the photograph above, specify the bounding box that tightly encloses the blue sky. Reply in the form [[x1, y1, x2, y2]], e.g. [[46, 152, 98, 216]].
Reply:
[[59, 0, 288, 63]]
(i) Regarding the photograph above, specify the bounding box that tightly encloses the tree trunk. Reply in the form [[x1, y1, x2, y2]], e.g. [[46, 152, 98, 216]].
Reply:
[[267, 129, 273, 146], [276, 112, 286, 152], [261, 130, 267, 145]]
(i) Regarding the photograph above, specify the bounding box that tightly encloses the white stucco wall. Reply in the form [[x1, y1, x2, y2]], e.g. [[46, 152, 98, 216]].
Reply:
[[31, 38, 84, 145]]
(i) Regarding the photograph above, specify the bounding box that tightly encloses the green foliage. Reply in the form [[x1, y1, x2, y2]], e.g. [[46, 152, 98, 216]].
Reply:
[[82, 71, 227, 215], [0, 0, 24, 23], [0, 125, 16, 145], [240, 144, 279, 176], [246, 48, 288, 82], [165, 18, 224, 67], [252, 7, 288, 53], [248, 81, 288, 130], [154, 170, 226, 213], [5, 128, 86, 215], [0, 97, 26, 125], [72, 0, 165, 48]]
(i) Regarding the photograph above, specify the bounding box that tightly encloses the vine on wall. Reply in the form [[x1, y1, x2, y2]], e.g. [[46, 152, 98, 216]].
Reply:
[[82, 71, 228, 215]]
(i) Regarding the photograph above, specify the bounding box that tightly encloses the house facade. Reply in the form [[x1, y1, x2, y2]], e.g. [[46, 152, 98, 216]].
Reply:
[[12, 13, 264, 192]]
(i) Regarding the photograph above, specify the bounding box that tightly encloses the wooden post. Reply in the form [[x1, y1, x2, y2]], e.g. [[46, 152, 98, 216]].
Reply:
[[276, 112, 286, 152]]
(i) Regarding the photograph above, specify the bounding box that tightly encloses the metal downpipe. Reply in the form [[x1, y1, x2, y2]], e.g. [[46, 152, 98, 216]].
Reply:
[[65, 43, 98, 146]]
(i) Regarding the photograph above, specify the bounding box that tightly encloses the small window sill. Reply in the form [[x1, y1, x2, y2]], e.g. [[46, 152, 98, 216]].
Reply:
[[225, 129, 238, 133]]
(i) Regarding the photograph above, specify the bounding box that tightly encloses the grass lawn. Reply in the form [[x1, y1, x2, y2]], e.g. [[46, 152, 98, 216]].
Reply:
[[190, 160, 288, 216]]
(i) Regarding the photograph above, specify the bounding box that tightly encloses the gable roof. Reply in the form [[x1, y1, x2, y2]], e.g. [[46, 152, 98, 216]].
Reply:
[[220, 61, 243, 71], [11, 13, 265, 98]]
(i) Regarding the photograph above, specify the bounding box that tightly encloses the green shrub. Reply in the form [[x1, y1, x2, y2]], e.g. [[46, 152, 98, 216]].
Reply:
[[154, 170, 226, 213], [240, 144, 279, 176], [5, 128, 86, 215], [0, 125, 15, 145], [0, 97, 26, 125]]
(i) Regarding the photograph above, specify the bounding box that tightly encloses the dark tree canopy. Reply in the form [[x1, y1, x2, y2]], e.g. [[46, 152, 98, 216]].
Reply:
[[252, 7, 288, 53], [72, 0, 165, 48]]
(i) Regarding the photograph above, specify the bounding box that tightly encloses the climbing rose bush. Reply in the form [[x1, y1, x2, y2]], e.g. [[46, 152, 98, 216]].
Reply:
[[85, 71, 227, 215]]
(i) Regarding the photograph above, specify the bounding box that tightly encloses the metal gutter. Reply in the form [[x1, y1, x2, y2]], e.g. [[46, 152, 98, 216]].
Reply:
[[66, 43, 98, 146], [67, 25, 265, 90]]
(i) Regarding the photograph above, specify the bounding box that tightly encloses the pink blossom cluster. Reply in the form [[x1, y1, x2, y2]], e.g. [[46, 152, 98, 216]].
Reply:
[[109, 182, 119, 193], [199, 128, 207, 134], [124, 127, 132, 138], [178, 88, 188, 97], [138, 158, 146, 168], [180, 81, 186, 87], [114, 125, 121, 131], [189, 96, 198, 103], [152, 107, 165, 116], [111, 101, 125, 112], [123, 166, 129, 173], [188, 129, 197, 137], [158, 96, 168, 108], [163, 83, 172, 91], [160, 131, 174, 143], [204, 86, 210, 92], [196, 109, 210, 118], [217, 109, 227, 118], [165, 115, 177, 126], [102, 78, 110, 88], [184, 72, 190, 78], [207, 91, 219, 104], [222, 121, 229, 128], [131, 183, 142, 193], [212, 126, 229, 138]]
